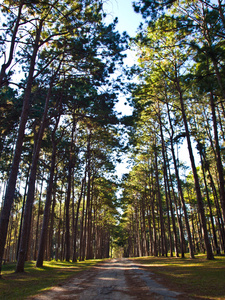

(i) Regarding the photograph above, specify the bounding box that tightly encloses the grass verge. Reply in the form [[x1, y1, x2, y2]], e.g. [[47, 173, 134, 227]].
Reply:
[[132, 254, 225, 299], [0, 259, 105, 299]]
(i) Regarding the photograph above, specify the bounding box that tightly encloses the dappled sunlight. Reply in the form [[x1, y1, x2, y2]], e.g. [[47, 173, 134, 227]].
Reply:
[[131, 255, 225, 299], [98, 277, 118, 281], [0, 259, 105, 299], [1, 258, 224, 299]]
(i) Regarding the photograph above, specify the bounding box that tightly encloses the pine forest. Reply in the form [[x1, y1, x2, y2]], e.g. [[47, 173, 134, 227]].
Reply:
[[0, 0, 225, 281]]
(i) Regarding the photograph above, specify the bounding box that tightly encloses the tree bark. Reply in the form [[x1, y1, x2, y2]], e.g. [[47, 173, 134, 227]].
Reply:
[[36, 138, 57, 267], [209, 91, 225, 224], [155, 148, 167, 256], [0, 1, 24, 87], [165, 152, 180, 257], [158, 110, 173, 256], [79, 186, 86, 261], [198, 142, 220, 254], [72, 176, 86, 262], [175, 75, 213, 259], [16, 76, 55, 272], [33, 179, 44, 261], [166, 102, 195, 258], [0, 20, 43, 275]]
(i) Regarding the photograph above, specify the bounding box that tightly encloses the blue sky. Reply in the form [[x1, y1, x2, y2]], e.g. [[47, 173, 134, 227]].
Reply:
[[103, 1, 144, 117], [103, 0, 143, 37], [103, 1, 198, 176], [102, 1, 144, 178]]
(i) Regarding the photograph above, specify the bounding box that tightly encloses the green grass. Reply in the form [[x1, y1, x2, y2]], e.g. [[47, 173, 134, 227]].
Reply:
[[1, 255, 224, 299], [132, 254, 225, 299], [0, 259, 105, 299]]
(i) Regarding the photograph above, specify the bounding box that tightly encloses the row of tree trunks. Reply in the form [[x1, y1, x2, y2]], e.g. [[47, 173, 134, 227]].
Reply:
[[16, 72, 59, 272], [0, 20, 44, 274], [36, 114, 61, 267], [3, 175, 111, 265], [122, 104, 225, 258]]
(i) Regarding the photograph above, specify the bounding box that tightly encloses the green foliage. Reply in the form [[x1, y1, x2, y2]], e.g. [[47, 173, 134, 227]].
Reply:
[[133, 0, 177, 19], [0, 86, 21, 135]]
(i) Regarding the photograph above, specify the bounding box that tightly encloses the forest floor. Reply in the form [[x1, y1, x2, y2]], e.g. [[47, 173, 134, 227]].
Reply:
[[28, 258, 194, 300]]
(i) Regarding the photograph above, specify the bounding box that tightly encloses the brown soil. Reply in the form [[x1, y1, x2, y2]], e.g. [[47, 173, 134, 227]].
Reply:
[[28, 258, 193, 300]]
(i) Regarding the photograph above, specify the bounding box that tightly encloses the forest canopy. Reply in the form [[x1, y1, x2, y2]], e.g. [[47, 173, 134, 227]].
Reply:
[[0, 0, 225, 276]]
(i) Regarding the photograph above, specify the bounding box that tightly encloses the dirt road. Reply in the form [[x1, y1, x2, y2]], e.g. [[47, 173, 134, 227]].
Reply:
[[30, 258, 184, 300]]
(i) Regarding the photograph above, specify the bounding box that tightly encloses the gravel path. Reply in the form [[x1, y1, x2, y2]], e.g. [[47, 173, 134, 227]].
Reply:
[[29, 258, 183, 300]]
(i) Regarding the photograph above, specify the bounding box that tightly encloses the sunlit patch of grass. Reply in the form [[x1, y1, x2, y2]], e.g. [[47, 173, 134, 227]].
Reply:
[[0, 259, 105, 299], [132, 254, 225, 299]]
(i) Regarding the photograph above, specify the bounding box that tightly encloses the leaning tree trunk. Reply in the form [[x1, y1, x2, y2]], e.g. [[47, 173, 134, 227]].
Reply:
[[36, 119, 59, 267], [0, 21, 43, 275], [170, 133, 194, 258], [201, 147, 225, 252], [0, 1, 24, 87], [16, 77, 56, 273], [197, 142, 220, 254], [175, 75, 214, 260], [209, 91, 225, 224], [166, 101, 195, 258], [158, 111, 173, 257], [168, 166, 185, 258], [165, 152, 180, 257]]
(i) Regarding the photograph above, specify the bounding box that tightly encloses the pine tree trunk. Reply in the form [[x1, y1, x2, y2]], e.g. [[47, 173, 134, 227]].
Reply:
[[147, 204, 153, 256], [65, 167, 71, 262], [73, 177, 86, 262], [141, 195, 148, 256], [79, 192, 86, 261], [151, 197, 158, 256], [0, 21, 43, 275], [149, 166, 158, 256], [16, 166, 30, 260], [48, 190, 56, 260], [155, 150, 167, 256], [16, 78, 55, 272], [158, 112, 173, 256], [216, 106, 225, 141], [55, 199, 62, 261], [198, 142, 220, 254], [206, 164, 225, 252], [166, 157, 180, 257], [65, 117, 77, 262], [167, 102, 195, 258], [210, 91, 225, 224], [34, 179, 44, 261], [176, 77, 213, 259], [0, 1, 24, 86], [86, 133, 92, 260], [134, 206, 141, 257]]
